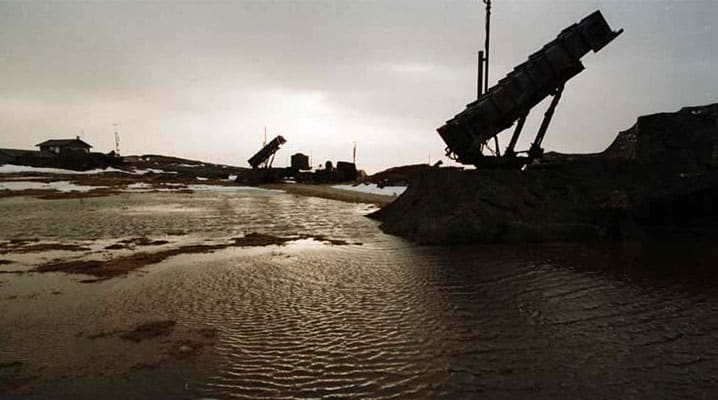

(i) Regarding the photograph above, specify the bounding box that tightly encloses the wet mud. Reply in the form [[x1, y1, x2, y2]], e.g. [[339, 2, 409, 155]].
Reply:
[[35, 232, 354, 281], [1, 320, 218, 396], [119, 320, 177, 342], [0, 361, 34, 396], [104, 237, 170, 250], [0, 242, 90, 254]]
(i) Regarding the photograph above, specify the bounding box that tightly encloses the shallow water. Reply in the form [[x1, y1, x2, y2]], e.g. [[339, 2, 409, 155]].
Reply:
[[1, 191, 718, 399]]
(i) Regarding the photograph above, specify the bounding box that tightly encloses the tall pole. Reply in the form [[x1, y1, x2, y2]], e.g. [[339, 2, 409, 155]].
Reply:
[[477, 50, 484, 98], [482, 0, 500, 156], [483, 0, 491, 94], [352, 141, 357, 164], [113, 122, 120, 156]]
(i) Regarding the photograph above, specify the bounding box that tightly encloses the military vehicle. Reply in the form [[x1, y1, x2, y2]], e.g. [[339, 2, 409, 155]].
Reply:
[[438, 10, 623, 168]]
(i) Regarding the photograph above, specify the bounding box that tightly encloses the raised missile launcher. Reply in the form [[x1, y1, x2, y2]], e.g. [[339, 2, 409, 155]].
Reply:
[[248, 135, 286, 169], [438, 10, 623, 167]]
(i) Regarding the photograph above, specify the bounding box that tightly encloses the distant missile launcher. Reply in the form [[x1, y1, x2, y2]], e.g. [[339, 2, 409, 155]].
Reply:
[[438, 10, 623, 167], [248, 135, 286, 169]]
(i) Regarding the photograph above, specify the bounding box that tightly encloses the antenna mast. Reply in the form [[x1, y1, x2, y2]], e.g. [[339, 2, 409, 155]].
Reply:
[[113, 123, 120, 156], [483, 0, 491, 94], [352, 141, 357, 164], [478, 0, 500, 156]]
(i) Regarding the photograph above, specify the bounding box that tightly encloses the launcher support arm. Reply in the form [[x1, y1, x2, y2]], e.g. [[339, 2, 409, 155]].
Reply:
[[528, 85, 564, 160]]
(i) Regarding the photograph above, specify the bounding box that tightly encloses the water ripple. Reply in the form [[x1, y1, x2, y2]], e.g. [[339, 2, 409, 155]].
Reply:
[[2, 193, 718, 398]]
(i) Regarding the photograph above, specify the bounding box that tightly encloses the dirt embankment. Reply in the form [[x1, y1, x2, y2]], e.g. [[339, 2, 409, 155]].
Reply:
[[362, 164, 435, 186], [372, 104, 718, 244]]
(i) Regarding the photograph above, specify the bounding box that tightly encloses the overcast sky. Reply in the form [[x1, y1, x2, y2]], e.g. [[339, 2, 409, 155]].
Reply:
[[0, 0, 716, 172]]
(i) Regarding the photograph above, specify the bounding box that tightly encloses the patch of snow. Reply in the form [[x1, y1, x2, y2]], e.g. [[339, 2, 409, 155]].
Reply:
[[131, 168, 178, 175], [124, 183, 153, 192], [126, 182, 152, 189], [0, 164, 128, 175], [226, 175, 238, 181], [120, 182, 283, 194], [0, 164, 184, 176], [332, 183, 407, 197], [196, 177, 208, 181], [0, 181, 104, 193]]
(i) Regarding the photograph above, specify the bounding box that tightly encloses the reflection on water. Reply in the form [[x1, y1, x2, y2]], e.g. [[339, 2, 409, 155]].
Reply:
[[1, 192, 718, 399], [0, 191, 379, 241]]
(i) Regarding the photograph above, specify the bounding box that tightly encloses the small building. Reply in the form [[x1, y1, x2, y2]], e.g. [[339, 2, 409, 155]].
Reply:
[[36, 137, 92, 155], [290, 153, 310, 171], [335, 161, 358, 182]]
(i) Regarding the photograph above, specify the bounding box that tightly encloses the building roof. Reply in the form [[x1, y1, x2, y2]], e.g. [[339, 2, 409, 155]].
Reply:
[[36, 138, 93, 149]]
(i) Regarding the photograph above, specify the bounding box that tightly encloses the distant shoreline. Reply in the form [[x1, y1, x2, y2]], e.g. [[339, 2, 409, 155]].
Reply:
[[0, 161, 405, 205]]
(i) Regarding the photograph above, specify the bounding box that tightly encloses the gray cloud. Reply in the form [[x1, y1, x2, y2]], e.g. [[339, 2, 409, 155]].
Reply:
[[0, 0, 716, 172]]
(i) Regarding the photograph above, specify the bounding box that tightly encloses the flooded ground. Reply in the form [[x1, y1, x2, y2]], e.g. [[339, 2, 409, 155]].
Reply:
[[1, 190, 718, 399]]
